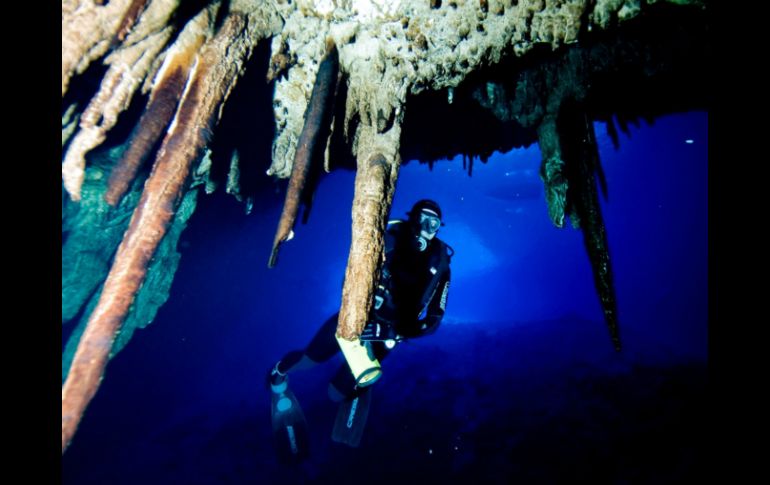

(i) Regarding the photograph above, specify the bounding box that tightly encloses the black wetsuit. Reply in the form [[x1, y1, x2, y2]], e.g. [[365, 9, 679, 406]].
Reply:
[[276, 220, 452, 400]]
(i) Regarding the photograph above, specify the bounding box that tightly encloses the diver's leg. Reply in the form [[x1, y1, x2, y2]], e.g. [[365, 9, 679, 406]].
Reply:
[[303, 312, 344, 364], [270, 313, 342, 386]]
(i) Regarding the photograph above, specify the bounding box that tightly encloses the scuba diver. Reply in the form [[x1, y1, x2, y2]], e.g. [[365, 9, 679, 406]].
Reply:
[[267, 199, 453, 460]]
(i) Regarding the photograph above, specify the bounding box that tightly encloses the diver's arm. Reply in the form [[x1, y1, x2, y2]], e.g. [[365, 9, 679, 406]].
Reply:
[[414, 267, 451, 337]]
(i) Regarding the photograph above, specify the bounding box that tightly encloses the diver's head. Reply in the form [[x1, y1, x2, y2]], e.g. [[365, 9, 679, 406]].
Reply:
[[407, 199, 443, 251]]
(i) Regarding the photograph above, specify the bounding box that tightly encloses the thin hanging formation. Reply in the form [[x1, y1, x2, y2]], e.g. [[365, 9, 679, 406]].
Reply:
[[268, 39, 339, 268], [538, 99, 621, 351], [104, 5, 215, 206], [559, 100, 621, 352], [338, 152, 399, 340]]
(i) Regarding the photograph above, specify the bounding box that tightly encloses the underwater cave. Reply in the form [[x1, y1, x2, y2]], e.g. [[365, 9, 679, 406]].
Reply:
[[62, 1, 710, 483]]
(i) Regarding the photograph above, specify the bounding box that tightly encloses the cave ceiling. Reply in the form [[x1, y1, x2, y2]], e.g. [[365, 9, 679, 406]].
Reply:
[[61, 0, 710, 453]]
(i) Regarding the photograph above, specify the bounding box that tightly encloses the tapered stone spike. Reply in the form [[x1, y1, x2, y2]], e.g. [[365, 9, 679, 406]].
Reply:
[[269, 39, 339, 268]]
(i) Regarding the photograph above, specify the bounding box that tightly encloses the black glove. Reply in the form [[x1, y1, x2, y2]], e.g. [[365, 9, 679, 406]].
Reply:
[[360, 320, 401, 342]]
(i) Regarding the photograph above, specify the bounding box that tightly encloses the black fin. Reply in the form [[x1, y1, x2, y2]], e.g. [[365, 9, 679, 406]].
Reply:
[[331, 386, 372, 448]]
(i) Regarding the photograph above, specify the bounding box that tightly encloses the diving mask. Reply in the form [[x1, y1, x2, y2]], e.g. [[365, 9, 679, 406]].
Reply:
[[419, 210, 441, 238], [414, 209, 441, 251]]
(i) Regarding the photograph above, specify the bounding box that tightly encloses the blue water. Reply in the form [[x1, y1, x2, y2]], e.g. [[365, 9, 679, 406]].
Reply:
[[61, 111, 707, 483]]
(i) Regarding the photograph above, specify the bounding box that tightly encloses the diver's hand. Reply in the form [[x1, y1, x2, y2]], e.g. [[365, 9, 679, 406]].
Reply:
[[360, 320, 400, 342]]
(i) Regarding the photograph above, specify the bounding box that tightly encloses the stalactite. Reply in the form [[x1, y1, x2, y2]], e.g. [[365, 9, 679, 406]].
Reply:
[[338, 153, 393, 340], [111, 0, 151, 47], [104, 4, 219, 206], [61, 103, 80, 148], [266, 37, 291, 83], [337, 124, 402, 341], [537, 114, 569, 228], [62, 28, 174, 201], [559, 100, 621, 351], [62, 11, 270, 453], [268, 39, 339, 268], [62, 0, 135, 96], [61, 0, 182, 201], [226, 150, 243, 201]]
